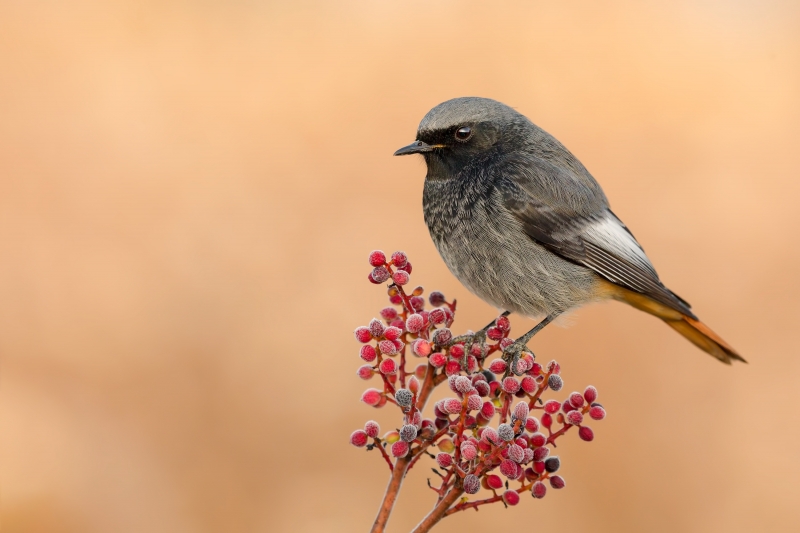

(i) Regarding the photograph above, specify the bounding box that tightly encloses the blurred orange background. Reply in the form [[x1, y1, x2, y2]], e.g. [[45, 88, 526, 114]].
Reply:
[[2, 1, 799, 532]]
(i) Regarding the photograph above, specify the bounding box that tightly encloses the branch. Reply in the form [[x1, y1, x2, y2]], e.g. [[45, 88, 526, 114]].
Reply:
[[411, 483, 465, 533]]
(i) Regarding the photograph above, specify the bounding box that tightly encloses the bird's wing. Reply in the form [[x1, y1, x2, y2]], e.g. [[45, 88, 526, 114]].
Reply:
[[498, 155, 695, 318]]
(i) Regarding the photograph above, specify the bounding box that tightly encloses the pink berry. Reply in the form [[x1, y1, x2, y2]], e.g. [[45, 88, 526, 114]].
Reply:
[[508, 443, 525, 463], [407, 376, 420, 395], [550, 475, 566, 489], [502, 377, 520, 394], [531, 481, 547, 499], [411, 339, 431, 357], [414, 364, 427, 379], [384, 326, 402, 341], [378, 339, 398, 355], [360, 345, 377, 362], [391, 441, 409, 457], [529, 432, 546, 447], [578, 426, 594, 442], [523, 447, 535, 463], [429, 308, 446, 324], [364, 420, 380, 438], [371, 266, 391, 284], [562, 399, 575, 413], [405, 313, 424, 333], [489, 359, 507, 373], [369, 250, 386, 267], [361, 389, 382, 406], [566, 410, 584, 426], [499, 337, 515, 349], [482, 427, 500, 445], [380, 307, 398, 321], [589, 406, 606, 420], [389, 294, 403, 305], [379, 358, 398, 375], [569, 392, 585, 409], [463, 474, 480, 494], [409, 296, 425, 312], [525, 417, 540, 433], [392, 270, 409, 286], [454, 376, 472, 394], [544, 400, 561, 414], [532, 446, 550, 462], [350, 430, 368, 447], [357, 365, 374, 380], [467, 395, 482, 411], [436, 453, 453, 468], [480, 401, 496, 418], [390, 251, 408, 268], [512, 402, 529, 422], [444, 398, 463, 414], [503, 490, 520, 506], [547, 360, 560, 374], [521, 376, 537, 393], [460, 443, 478, 460], [369, 318, 385, 338], [429, 353, 447, 367], [354, 327, 372, 343], [533, 461, 545, 474], [500, 459, 518, 478], [584, 385, 598, 403], [474, 381, 490, 397]]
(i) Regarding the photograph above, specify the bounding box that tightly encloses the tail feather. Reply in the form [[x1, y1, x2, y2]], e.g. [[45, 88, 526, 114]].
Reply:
[[602, 282, 746, 364]]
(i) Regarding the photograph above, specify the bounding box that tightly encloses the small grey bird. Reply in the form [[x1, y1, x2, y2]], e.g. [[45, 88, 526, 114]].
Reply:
[[394, 97, 744, 364]]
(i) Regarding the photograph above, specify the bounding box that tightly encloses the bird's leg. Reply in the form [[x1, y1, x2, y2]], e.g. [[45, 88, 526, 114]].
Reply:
[[501, 312, 560, 377], [448, 311, 511, 370]]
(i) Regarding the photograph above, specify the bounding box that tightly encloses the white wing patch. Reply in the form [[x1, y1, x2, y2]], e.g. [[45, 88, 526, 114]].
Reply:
[[582, 215, 657, 277]]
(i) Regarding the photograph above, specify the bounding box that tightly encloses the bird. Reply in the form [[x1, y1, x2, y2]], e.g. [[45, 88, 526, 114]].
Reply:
[[394, 97, 744, 365]]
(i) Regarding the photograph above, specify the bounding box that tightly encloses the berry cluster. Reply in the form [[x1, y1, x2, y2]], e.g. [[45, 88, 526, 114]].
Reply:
[[351, 250, 606, 533]]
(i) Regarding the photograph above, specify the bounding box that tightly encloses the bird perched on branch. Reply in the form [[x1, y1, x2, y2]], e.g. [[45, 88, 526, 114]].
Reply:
[[394, 97, 744, 365]]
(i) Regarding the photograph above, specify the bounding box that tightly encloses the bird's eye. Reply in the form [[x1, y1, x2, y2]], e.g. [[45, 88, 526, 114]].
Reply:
[[455, 126, 472, 142]]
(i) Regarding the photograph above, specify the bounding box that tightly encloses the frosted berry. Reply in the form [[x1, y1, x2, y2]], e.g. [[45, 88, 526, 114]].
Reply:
[[531, 481, 547, 499], [474, 381, 490, 397], [350, 430, 368, 447], [589, 405, 606, 421], [392, 270, 410, 286], [584, 385, 598, 403], [395, 388, 413, 407], [578, 426, 595, 442], [384, 326, 402, 341], [521, 376, 537, 393], [502, 377, 520, 394], [449, 344, 465, 359], [566, 410, 584, 426], [497, 423, 515, 441], [460, 443, 478, 460], [454, 376, 473, 394], [429, 353, 447, 368], [488, 359, 506, 374], [529, 432, 546, 447], [487, 326, 504, 341], [467, 395, 483, 411], [357, 365, 374, 380], [368, 318, 385, 338], [512, 402, 530, 422], [378, 340, 398, 356], [544, 456, 561, 473], [390, 251, 408, 268], [525, 417, 540, 433], [444, 398, 463, 415], [482, 427, 500, 445], [379, 358, 398, 375], [547, 360, 561, 374], [399, 424, 418, 442], [544, 400, 561, 414], [369, 250, 387, 267], [370, 266, 391, 284], [463, 474, 481, 494], [405, 313, 424, 333], [411, 339, 431, 358], [429, 308, 446, 324], [428, 291, 446, 306], [503, 490, 520, 506], [444, 360, 461, 376], [360, 345, 377, 362], [532, 446, 550, 462], [508, 443, 525, 463], [569, 392, 585, 409], [500, 459, 518, 478], [431, 328, 452, 345], [436, 452, 453, 468], [391, 441, 410, 458], [380, 307, 398, 321], [548, 374, 564, 391], [355, 327, 372, 343], [361, 389, 382, 406], [409, 296, 425, 312], [481, 401, 496, 419], [364, 420, 380, 438], [550, 475, 566, 489]]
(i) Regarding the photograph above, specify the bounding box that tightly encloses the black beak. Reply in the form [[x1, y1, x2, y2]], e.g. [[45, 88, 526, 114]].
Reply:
[[394, 140, 437, 156]]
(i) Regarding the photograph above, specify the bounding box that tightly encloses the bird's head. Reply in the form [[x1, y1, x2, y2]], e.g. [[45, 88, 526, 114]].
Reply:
[[394, 97, 528, 179]]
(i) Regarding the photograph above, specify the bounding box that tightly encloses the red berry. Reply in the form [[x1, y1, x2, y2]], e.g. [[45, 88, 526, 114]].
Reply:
[[361, 389, 382, 406], [548, 374, 564, 391], [391, 441, 409, 458], [409, 296, 425, 312], [429, 353, 447, 367], [380, 307, 398, 321], [507, 443, 525, 463], [547, 360, 560, 374], [379, 358, 398, 375], [398, 261, 412, 274], [486, 474, 503, 490], [392, 270, 409, 286], [521, 375, 537, 393], [499, 337, 515, 349], [544, 400, 561, 414], [482, 427, 500, 445], [369, 250, 386, 267], [357, 365, 374, 380], [500, 459, 518, 478], [502, 377, 520, 394], [390, 251, 408, 268], [364, 420, 380, 438], [549, 475, 566, 489], [569, 392, 585, 409], [444, 360, 461, 376], [460, 443, 478, 460], [525, 417, 540, 433], [463, 474, 480, 494], [489, 359, 507, 373], [354, 327, 372, 343], [454, 376, 472, 394], [530, 362, 543, 375], [532, 446, 550, 462], [350, 430, 369, 447], [370, 266, 391, 284], [533, 461, 545, 474], [529, 432, 546, 447], [512, 402, 529, 422], [384, 326, 402, 341], [481, 401, 496, 418], [429, 308, 446, 324], [589, 406, 606, 421], [467, 394, 482, 411], [449, 343, 465, 358], [378, 339, 398, 355], [405, 313, 424, 333], [578, 426, 594, 442], [487, 326, 503, 341], [431, 328, 452, 345], [541, 413, 552, 428], [389, 294, 403, 305], [584, 385, 598, 403], [531, 481, 547, 499], [436, 453, 453, 468], [360, 345, 377, 362], [496, 315, 511, 332], [474, 381, 490, 397], [503, 490, 520, 506], [444, 398, 463, 414], [566, 410, 583, 426]]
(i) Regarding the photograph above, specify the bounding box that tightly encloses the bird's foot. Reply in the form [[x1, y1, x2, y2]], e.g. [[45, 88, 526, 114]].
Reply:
[[500, 339, 533, 377], [448, 329, 488, 372]]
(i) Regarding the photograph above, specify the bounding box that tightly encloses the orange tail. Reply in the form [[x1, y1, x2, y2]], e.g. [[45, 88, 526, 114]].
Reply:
[[603, 283, 746, 364]]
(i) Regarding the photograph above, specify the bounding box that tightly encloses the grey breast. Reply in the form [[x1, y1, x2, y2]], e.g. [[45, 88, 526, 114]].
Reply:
[[423, 176, 600, 318]]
